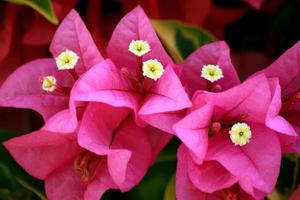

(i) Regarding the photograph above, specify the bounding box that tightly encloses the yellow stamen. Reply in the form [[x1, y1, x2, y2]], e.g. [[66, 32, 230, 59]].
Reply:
[[129, 40, 151, 56], [229, 122, 252, 146], [41, 76, 56, 92], [142, 59, 164, 81], [201, 64, 224, 82], [55, 49, 79, 70]]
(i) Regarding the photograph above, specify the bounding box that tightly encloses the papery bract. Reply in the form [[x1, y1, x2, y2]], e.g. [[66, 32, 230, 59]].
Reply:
[[107, 6, 172, 74], [174, 75, 281, 199], [4, 101, 154, 199], [50, 10, 103, 75], [176, 145, 260, 200], [181, 41, 240, 96], [71, 6, 192, 134], [3, 111, 115, 200], [0, 9, 102, 122], [258, 41, 300, 153], [77, 102, 159, 192], [0, 59, 73, 121]]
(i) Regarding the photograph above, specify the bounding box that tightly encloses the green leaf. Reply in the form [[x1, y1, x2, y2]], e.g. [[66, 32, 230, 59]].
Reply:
[[267, 154, 300, 200], [0, 162, 18, 191], [151, 20, 216, 63], [2, 0, 58, 24], [164, 174, 176, 200], [0, 189, 14, 200], [16, 178, 47, 200], [0, 130, 45, 200]]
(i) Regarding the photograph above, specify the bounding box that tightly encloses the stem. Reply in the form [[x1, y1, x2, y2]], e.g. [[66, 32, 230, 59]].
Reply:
[[16, 178, 47, 200], [136, 56, 143, 82], [207, 81, 213, 91], [141, 77, 154, 93], [69, 69, 79, 80], [55, 84, 71, 96]]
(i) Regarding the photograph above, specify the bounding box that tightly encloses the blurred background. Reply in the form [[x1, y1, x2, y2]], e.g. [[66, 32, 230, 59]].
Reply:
[[1, 0, 300, 199]]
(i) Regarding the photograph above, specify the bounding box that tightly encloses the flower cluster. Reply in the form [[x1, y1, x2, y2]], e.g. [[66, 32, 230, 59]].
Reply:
[[0, 6, 299, 200]]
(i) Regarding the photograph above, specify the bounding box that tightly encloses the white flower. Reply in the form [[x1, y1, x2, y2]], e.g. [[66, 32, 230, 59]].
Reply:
[[142, 59, 164, 81], [55, 49, 79, 70], [41, 76, 56, 92], [201, 64, 224, 82], [129, 40, 150, 56], [229, 122, 252, 146]]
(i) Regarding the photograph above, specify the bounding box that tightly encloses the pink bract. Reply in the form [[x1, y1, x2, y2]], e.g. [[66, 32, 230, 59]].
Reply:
[[174, 75, 282, 199], [2, 6, 182, 200], [176, 145, 260, 200], [4, 101, 156, 199], [71, 6, 192, 134], [0, 10, 102, 122], [181, 41, 240, 96], [258, 41, 300, 153]]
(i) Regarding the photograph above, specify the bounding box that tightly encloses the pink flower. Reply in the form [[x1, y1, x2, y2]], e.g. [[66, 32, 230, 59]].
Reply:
[[4, 102, 155, 200], [258, 41, 300, 153], [174, 75, 282, 199], [71, 6, 191, 134], [177, 145, 261, 200], [181, 41, 240, 96], [0, 10, 103, 122], [2, 7, 178, 199]]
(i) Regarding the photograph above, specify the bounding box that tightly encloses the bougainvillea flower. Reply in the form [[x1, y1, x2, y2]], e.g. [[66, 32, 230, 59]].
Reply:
[[2, 8, 175, 198], [71, 6, 191, 134], [181, 41, 240, 96], [257, 41, 300, 152], [0, 0, 77, 86], [176, 145, 260, 200], [4, 101, 155, 199], [0, 10, 103, 121], [78, 102, 171, 191], [174, 74, 281, 198]]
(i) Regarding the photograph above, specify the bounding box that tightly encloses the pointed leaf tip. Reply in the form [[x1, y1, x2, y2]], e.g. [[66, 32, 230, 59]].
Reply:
[[4, 0, 58, 24]]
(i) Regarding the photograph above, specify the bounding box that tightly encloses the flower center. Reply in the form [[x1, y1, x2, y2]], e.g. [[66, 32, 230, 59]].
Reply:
[[128, 40, 151, 57], [201, 64, 224, 82], [229, 122, 252, 146], [74, 151, 103, 183], [55, 49, 79, 70], [41, 76, 56, 92], [142, 59, 165, 81], [40, 75, 71, 96]]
